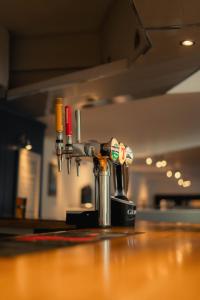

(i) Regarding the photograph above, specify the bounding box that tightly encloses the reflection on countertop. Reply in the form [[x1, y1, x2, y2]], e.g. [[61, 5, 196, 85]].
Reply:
[[0, 221, 199, 300]]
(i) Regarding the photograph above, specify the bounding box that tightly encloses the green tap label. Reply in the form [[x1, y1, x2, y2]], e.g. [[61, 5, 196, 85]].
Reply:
[[110, 138, 119, 162]]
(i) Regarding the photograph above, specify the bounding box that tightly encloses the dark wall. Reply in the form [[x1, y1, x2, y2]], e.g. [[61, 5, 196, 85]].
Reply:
[[0, 106, 45, 218]]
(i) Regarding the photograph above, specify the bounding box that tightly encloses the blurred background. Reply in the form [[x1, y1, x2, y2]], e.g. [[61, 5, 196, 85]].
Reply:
[[0, 0, 200, 223]]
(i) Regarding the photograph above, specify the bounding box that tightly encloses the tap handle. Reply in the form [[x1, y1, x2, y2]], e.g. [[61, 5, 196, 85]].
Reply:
[[65, 105, 72, 136], [125, 146, 134, 165], [75, 109, 81, 143], [55, 98, 63, 134], [65, 105, 73, 145], [55, 98, 64, 172]]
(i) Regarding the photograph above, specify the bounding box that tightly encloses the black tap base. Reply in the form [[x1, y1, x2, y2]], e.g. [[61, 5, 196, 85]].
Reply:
[[111, 197, 136, 227], [66, 211, 99, 228], [66, 198, 136, 228]]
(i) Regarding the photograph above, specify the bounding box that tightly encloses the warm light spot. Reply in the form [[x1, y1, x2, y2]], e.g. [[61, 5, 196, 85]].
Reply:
[[176, 249, 183, 265], [156, 161, 162, 168], [161, 160, 167, 167], [84, 203, 93, 209], [146, 157, 153, 165], [178, 179, 184, 186], [183, 180, 191, 188], [166, 170, 173, 178], [25, 144, 32, 151], [174, 171, 181, 179], [180, 40, 195, 47]]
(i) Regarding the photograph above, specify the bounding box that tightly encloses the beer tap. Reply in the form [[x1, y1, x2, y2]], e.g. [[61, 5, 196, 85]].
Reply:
[[65, 105, 73, 174], [75, 109, 81, 177], [55, 98, 64, 172], [54, 99, 136, 228]]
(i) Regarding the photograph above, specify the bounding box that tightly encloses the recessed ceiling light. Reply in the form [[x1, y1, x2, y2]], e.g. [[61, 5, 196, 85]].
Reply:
[[180, 40, 195, 47], [166, 170, 173, 178], [161, 160, 167, 167], [183, 180, 191, 188], [146, 157, 153, 165], [174, 171, 181, 179], [156, 161, 162, 168], [178, 179, 184, 186]]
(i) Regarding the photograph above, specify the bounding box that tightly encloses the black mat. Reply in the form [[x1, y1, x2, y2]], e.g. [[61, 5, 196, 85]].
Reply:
[[0, 230, 138, 257]]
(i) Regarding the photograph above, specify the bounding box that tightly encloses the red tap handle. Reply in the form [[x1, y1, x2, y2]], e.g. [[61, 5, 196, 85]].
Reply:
[[65, 105, 72, 136]]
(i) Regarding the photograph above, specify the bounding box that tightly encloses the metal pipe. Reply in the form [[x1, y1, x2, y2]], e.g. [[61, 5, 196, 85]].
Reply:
[[99, 161, 111, 227], [75, 109, 81, 143], [94, 175, 99, 211]]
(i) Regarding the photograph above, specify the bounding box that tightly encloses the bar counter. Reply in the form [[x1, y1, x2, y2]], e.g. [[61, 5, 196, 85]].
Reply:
[[0, 221, 199, 299]]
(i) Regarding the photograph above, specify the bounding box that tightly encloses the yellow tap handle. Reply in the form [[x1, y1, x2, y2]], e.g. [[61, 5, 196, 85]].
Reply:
[[55, 98, 63, 133]]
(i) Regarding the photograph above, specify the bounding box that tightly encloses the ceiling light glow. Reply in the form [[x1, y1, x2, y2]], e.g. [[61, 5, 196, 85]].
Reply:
[[161, 160, 167, 167], [146, 157, 153, 165], [178, 179, 184, 186], [156, 161, 162, 168], [166, 170, 173, 178], [180, 40, 195, 47], [25, 144, 32, 151], [183, 180, 191, 188], [174, 171, 181, 179]]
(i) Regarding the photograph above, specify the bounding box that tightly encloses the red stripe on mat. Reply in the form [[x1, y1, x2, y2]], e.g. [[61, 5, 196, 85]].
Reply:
[[16, 236, 96, 242]]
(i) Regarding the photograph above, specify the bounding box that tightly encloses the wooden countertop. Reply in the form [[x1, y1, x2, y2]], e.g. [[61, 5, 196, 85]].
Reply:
[[0, 221, 199, 300]]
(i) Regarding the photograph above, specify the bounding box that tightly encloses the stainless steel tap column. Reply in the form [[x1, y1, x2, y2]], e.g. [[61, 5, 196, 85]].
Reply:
[[99, 159, 111, 227], [93, 159, 100, 211]]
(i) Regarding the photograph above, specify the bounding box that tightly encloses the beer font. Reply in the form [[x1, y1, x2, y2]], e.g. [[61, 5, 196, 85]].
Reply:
[[55, 98, 135, 227]]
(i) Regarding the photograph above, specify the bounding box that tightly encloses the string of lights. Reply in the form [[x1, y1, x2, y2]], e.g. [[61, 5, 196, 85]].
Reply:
[[145, 157, 191, 188]]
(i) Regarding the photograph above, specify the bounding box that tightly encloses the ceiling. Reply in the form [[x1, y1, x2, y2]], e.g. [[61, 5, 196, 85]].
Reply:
[[0, 0, 199, 37], [4, 0, 200, 116], [0, 0, 198, 121], [1, 0, 199, 178], [135, 0, 200, 27], [0, 0, 115, 36]]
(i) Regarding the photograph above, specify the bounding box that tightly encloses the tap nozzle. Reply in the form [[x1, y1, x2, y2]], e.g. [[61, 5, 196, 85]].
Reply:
[[66, 157, 71, 174], [56, 137, 64, 172], [75, 157, 81, 177], [57, 155, 63, 172]]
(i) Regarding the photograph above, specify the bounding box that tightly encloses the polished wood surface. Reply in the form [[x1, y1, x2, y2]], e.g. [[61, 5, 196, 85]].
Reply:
[[0, 221, 199, 300]]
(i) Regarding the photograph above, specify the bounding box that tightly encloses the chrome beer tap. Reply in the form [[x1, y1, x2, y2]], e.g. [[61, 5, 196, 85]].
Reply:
[[55, 98, 64, 172], [75, 109, 81, 176], [55, 98, 135, 227]]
